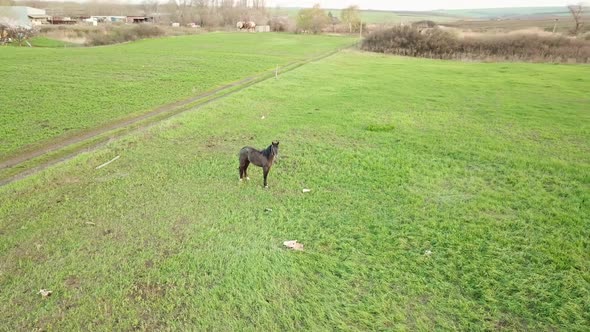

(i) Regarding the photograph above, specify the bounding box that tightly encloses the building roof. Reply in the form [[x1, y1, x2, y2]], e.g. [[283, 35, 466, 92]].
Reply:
[[28, 14, 50, 19], [0, 6, 46, 28]]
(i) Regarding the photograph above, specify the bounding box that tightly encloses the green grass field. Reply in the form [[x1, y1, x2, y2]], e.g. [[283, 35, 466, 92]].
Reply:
[[1, 46, 588, 330], [0, 33, 354, 159], [436, 6, 570, 18], [28, 37, 80, 48], [276, 8, 459, 24]]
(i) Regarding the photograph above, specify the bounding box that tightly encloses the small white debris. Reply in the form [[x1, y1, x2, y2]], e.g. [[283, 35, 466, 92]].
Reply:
[[95, 155, 120, 170], [424, 250, 432, 256], [302, 189, 311, 193], [85, 222, 96, 226], [265, 208, 273, 212], [260, 116, 265, 120], [38, 289, 52, 298], [283, 240, 304, 251]]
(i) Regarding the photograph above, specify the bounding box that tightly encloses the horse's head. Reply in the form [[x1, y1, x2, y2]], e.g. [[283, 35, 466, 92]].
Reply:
[[271, 141, 279, 156]]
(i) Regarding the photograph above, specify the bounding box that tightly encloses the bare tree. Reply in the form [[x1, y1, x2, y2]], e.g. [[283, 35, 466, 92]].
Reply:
[[142, 0, 160, 16], [0, 23, 9, 45], [143, 0, 269, 27], [341, 5, 361, 33], [0, 18, 36, 46], [296, 4, 328, 34], [568, 3, 585, 35]]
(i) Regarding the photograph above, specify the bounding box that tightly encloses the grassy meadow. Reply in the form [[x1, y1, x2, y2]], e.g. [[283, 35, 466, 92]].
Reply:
[[1, 46, 589, 330], [27, 37, 80, 48], [436, 6, 571, 18], [276, 8, 460, 24], [0, 33, 354, 159]]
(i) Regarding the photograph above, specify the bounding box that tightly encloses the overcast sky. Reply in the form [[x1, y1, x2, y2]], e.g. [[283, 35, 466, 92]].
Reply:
[[267, 0, 570, 11]]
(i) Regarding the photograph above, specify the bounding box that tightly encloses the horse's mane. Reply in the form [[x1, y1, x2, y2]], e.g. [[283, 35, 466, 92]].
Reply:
[[261, 144, 277, 158], [261, 145, 272, 157]]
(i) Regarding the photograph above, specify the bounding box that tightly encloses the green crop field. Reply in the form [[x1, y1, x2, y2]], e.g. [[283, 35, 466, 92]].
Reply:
[[435, 6, 570, 18], [1, 44, 588, 330], [332, 10, 459, 24], [0, 33, 354, 159], [27, 36, 80, 48], [276, 8, 460, 24]]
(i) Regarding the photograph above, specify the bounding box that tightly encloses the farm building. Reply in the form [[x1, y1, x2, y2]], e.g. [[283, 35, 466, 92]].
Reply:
[[90, 16, 126, 23], [0, 6, 49, 27], [126, 16, 152, 23], [48, 16, 77, 25]]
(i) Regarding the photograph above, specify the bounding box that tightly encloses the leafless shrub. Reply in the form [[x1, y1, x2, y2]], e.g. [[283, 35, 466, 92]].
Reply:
[[568, 4, 585, 35], [86, 24, 164, 46], [296, 4, 329, 34], [269, 16, 294, 32], [362, 25, 590, 63], [0, 18, 37, 46]]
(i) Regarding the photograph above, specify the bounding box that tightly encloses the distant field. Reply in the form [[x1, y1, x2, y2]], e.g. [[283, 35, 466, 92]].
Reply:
[[275, 6, 577, 24], [0, 33, 354, 159], [436, 6, 590, 33], [435, 6, 570, 18], [446, 16, 582, 33], [1, 50, 588, 330], [276, 8, 460, 24], [333, 9, 460, 24]]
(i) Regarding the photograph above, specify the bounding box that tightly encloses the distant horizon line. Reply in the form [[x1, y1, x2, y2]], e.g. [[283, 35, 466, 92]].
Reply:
[[280, 5, 568, 11], [8, 1, 570, 12]]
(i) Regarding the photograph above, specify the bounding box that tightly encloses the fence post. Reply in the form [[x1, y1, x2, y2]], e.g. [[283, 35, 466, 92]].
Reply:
[[359, 20, 363, 40]]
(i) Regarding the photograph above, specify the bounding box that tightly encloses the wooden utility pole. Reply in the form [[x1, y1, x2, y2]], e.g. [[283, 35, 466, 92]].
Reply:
[[359, 20, 362, 40]]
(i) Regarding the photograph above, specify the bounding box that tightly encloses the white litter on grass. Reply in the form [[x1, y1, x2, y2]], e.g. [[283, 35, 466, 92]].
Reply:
[[38, 289, 52, 298], [95, 155, 120, 170], [265, 208, 273, 212], [283, 240, 304, 251], [302, 189, 311, 193], [424, 250, 432, 256], [261, 116, 266, 120]]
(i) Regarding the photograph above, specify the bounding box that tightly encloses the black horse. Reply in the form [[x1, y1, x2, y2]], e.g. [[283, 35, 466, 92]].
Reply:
[[239, 141, 279, 188]]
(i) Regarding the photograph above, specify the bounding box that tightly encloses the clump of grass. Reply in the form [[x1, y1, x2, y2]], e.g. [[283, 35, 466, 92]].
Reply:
[[366, 124, 395, 132], [362, 25, 590, 63]]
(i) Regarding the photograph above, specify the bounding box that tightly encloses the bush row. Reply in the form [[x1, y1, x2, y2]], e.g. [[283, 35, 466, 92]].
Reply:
[[361, 25, 590, 63], [86, 24, 165, 46]]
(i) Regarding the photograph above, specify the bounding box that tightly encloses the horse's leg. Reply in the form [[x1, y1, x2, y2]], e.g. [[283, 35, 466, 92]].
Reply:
[[239, 154, 246, 181], [263, 166, 270, 188], [244, 160, 250, 180]]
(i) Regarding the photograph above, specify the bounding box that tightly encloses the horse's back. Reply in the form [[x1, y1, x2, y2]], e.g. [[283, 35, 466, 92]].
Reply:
[[239, 146, 255, 159]]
